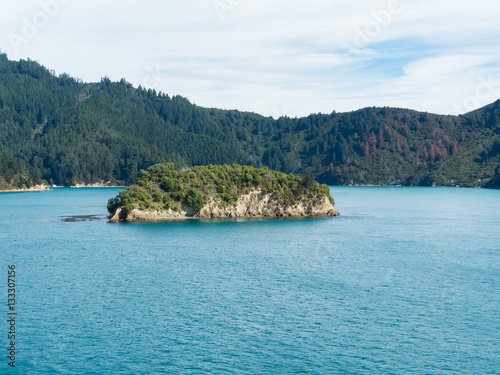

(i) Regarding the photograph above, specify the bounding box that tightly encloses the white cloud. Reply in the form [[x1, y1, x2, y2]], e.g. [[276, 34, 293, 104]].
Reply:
[[0, 0, 499, 117]]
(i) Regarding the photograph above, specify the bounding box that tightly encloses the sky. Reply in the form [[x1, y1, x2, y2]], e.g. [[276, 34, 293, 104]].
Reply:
[[1, 0, 499, 118]]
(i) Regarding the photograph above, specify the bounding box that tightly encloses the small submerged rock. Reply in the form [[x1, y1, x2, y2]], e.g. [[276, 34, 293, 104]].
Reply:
[[61, 215, 106, 222]]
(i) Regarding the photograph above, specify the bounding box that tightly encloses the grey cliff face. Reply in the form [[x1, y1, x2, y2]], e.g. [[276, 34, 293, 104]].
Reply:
[[111, 189, 339, 222]]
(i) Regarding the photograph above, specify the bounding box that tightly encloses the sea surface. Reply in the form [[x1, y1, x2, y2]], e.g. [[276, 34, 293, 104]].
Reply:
[[1, 187, 499, 374]]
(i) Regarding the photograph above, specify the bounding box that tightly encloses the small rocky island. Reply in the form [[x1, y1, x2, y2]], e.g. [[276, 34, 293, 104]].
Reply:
[[107, 163, 339, 221]]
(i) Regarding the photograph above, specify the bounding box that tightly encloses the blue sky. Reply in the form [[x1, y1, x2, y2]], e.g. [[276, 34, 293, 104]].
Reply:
[[1, 0, 499, 117]]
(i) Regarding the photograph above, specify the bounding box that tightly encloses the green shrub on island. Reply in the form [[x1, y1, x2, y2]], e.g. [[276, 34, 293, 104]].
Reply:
[[107, 163, 334, 215]]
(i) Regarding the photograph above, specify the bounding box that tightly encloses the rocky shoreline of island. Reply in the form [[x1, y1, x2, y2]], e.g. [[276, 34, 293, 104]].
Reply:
[[110, 189, 339, 221]]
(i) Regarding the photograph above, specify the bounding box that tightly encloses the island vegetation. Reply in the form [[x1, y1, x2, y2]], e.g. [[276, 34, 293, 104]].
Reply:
[[107, 163, 338, 221]]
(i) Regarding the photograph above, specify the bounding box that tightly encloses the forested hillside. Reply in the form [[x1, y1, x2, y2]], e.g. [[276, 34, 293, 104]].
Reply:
[[1, 53, 499, 189]]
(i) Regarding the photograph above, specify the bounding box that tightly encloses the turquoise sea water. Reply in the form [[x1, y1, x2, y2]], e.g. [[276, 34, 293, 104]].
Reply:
[[1, 187, 499, 374]]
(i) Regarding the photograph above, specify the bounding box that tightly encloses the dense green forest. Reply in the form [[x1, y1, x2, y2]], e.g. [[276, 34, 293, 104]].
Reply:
[[1, 53, 499, 189], [485, 164, 500, 189], [107, 163, 333, 216]]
